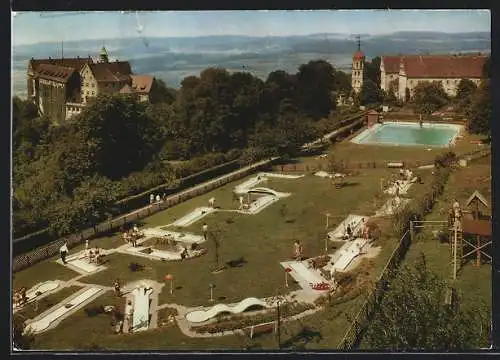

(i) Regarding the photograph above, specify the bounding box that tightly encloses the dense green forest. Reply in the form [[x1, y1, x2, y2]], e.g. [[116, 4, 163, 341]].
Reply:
[[13, 59, 378, 239]]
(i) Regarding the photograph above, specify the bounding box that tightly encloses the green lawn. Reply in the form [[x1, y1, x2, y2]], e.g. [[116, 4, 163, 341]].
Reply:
[[80, 170, 393, 308], [13, 261, 79, 291], [18, 142, 490, 350]]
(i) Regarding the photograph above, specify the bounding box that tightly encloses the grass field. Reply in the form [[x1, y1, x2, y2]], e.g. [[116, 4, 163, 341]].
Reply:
[[15, 137, 491, 350], [80, 170, 393, 308]]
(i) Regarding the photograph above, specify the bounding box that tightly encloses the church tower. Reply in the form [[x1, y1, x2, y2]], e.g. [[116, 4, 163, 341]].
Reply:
[[351, 35, 365, 93], [99, 46, 109, 63]]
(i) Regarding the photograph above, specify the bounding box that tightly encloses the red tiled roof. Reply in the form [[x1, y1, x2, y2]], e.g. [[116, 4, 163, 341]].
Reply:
[[353, 51, 365, 60], [35, 63, 76, 83], [88, 61, 132, 82], [381, 56, 401, 74], [131, 74, 153, 94], [29, 57, 93, 73], [382, 55, 487, 78]]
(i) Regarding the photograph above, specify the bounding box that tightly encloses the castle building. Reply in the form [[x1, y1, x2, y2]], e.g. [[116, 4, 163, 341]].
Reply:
[[27, 46, 155, 124], [380, 54, 487, 101]]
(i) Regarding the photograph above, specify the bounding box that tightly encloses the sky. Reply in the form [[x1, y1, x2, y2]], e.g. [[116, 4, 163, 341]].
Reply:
[[12, 10, 491, 46]]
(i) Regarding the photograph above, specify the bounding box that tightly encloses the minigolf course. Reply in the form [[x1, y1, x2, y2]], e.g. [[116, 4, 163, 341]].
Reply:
[[384, 179, 413, 195], [24, 287, 103, 334], [185, 297, 268, 323], [327, 238, 369, 273], [328, 214, 367, 241], [172, 206, 216, 227], [13, 280, 60, 311]]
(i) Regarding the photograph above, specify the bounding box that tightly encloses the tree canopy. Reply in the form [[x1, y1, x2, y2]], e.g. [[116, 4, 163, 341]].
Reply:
[[412, 81, 448, 115], [467, 80, 491, 137], [365, 253, 490, 350]]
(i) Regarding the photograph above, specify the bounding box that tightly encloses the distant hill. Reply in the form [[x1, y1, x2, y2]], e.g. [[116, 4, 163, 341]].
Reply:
[[12, 31, 490, 98]]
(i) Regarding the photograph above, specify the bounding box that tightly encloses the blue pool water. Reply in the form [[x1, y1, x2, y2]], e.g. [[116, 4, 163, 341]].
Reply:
[[351, 121, 463, 147]]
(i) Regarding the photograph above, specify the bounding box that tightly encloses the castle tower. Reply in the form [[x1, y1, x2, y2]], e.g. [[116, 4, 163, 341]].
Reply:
[[99, 46, 109, 63], [351, 35, 365, 93]]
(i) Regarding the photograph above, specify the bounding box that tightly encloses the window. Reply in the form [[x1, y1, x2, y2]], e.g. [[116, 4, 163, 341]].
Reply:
[[91, 82, 95, 88], [85, 82, 88, 87], [92, 91, 95, 95]]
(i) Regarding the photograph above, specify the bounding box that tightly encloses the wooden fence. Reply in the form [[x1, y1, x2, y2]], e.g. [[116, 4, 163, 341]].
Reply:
[[272, 160, 425, 173], [12, 157, 277, 273], [337, 229, 412, 350]]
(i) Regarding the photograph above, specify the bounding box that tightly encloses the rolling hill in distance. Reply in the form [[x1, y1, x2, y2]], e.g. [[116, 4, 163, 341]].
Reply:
[[12, 31, 490, 98]]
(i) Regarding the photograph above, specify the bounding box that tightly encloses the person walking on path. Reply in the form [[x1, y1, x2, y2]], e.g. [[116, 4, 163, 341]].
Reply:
[[60, 242, 69, 264], [202, 223, 208, 241], [114, 279, 121, 297]]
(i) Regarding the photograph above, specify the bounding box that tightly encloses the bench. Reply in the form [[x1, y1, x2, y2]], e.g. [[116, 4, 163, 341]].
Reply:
[[245, 321, 277, 339], [387, 162, 404, 168]]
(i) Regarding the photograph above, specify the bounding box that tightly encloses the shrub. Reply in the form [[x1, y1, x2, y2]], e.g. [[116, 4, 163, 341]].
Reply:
[[128, 262, 144, 272], [84, 305, 105, 317]]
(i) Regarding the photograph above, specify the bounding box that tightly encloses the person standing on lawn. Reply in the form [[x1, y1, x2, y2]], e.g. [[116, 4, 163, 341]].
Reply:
[[125, 300, 134, 333]]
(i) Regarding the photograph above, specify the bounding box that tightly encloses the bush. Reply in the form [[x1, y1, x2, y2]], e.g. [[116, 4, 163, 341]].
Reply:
[[128, 262, 144, 272], [84, 305, 105, 317]]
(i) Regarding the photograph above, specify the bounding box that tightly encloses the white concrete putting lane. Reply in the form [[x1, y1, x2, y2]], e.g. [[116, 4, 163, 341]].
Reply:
[[24, 287, 103, 334]]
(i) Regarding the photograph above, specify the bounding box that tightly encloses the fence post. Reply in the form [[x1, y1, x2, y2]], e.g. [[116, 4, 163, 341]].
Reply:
[[409, 221, 414, 243]]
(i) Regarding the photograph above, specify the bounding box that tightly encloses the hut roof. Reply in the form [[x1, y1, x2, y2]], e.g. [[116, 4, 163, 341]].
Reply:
[[465, 190, 489, 209], [461, 219, 491, 237]]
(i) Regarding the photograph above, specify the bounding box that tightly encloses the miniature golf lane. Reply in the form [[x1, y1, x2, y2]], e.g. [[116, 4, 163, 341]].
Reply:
[[24, 287, 103, 334], [185, 297, 268, 323]]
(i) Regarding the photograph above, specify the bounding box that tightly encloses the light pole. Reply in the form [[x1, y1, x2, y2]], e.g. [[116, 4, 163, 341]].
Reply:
[[165, 274, 174, 294], [284, 267, 291, 287], [324, 212, 331, 253], [276, 299, 281, 350], [209, 283, 216, 302]]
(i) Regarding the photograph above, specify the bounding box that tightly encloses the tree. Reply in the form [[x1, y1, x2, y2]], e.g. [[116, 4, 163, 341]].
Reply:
[[295, 60, 336, 119], [359, 79, 383, 106], [149, 78, 177, 104], [482, 56, 490, 79], [365, 253, 490, 350], [412, 81, 448, 115], [467, 80, 491, 137], [12, 313, 35, 350], [365, 56, 381, 87], [455, 79, 477, 113]]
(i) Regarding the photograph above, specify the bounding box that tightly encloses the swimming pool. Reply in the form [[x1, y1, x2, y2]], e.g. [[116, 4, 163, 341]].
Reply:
[[351, 121, 463, 147]]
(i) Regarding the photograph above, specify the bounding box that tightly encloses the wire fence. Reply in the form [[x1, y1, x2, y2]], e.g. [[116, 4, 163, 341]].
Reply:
[[337, 229, 411, 350], [12, 157, 277, 273]]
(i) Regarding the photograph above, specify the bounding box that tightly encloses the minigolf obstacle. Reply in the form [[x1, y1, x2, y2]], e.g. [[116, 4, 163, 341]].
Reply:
[[185, 297, 268, 323]]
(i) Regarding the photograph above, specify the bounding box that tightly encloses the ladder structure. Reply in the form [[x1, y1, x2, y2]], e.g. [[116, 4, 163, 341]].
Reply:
[[449, 220, 464, 280]]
